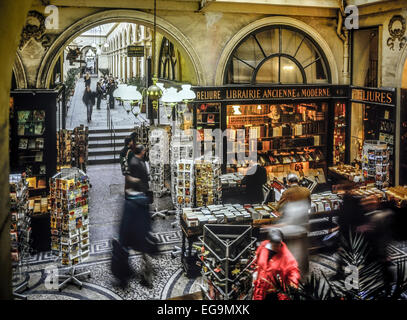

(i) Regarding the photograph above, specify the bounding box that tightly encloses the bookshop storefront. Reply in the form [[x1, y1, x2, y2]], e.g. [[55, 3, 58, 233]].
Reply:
[[192, 85, 398, 187], [192, 84, 349, 182]]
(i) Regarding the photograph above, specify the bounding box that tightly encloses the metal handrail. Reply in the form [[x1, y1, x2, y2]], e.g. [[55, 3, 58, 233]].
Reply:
[[107, 105, 116, 161]]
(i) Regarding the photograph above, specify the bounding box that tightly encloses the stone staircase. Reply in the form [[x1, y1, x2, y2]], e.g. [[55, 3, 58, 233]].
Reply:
[[88, 127, 135, 165]]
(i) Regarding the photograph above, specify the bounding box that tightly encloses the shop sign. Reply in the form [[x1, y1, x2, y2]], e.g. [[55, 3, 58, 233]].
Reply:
[[193, 85, 341, 102], [351, 87, 396, 106], [127, 45, 144, 57]]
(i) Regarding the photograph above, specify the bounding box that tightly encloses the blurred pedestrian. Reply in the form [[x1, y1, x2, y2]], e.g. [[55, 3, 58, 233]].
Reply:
[[82, 85, 96, 123], [96, 79, 103, 110], [111, 144, 157, 288], [252, 228, 300, 300], [84, 72, 91, 87]]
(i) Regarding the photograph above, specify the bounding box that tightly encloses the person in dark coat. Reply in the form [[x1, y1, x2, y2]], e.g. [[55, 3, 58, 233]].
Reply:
[[84, 72, 91, 87], [241, 160, 267, 204], [107, 79, 117, 109], [111, 144, 157, 288], [82, 85, 96, 123], [96, 80, 103, 110]]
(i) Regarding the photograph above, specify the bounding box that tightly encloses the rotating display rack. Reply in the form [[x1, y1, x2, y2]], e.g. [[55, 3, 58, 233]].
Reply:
[[362, 140, 389, 189], [9, 174, 31, 299], [199, 224, 256, 300], [49, 168, 91, 291]]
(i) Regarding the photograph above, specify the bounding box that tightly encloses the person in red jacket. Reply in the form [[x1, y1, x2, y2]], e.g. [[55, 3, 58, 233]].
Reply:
[[252, 228, 300, 300]]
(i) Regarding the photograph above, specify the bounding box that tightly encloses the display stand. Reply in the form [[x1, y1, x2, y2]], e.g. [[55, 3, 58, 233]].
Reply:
[[149, 128, 170, 219], [170, 130, 194, 229], [195, 157, 222, 207], [10, 174, 31, 300], [362, 140, 389, 189], [198, 224, 256, 300], [49, 168, 91, 291], [71, 125, 88, 173]]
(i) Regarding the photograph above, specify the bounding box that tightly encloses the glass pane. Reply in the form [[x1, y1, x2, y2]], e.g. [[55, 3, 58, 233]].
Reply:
[[232, 58, 253, 83], [281, 28, 299, 57], [280, 57, 303, 84], [255, 56, 279, 84], [234, 36, 263, 68], [350, 103, 364, 163], [255, 28, 279, 56]]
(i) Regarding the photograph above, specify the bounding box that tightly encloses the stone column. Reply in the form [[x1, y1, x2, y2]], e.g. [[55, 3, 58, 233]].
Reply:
[[0, 0, 33, 300]]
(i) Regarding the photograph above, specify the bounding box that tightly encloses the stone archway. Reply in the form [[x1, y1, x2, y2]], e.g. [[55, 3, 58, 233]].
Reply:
[[215, 16, 339, 86], [396, 43, 407, 88], [36, 9, 205, 88], [12, 51, 28, 89]]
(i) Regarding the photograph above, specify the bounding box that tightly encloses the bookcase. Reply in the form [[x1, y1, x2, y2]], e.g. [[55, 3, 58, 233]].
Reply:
[[10, 87, 62, 252], [225, 103, 328, 181], [10, 88, 61, 191]]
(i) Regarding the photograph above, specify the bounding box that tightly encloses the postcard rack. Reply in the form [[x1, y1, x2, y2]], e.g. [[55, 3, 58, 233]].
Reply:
[[49, 168, 91, 291], [362, 140, 390, 189], [71, 125, 88, 173], [195, 157, 222, 208], [10, 173, 31, 299], [198, 224, 256, 300], [170, 130, 194, 206], [149, 128, 169, 197]]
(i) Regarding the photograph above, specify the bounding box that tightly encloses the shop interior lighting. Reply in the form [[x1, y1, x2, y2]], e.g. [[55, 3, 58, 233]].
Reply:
[[233, 105, 242, 115]]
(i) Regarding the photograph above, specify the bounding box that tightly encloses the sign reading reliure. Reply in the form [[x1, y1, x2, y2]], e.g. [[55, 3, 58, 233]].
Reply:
[[193, 86, 345, 102], [351, 87, 396, 106]]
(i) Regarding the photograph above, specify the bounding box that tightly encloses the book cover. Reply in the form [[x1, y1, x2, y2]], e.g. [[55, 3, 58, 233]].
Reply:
[[17, 124, 25, 136], [35, 138, 44, 149], [34, 122, 44, 135], [28, 139, 36, 149], [35, 152, 43, 162], [18, 138, 28, 149], [33, 110, 45, 121], [17, 111, 31, 122]]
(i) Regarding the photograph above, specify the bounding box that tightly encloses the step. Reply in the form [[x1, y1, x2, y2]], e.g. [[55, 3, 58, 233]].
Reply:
[[88, 132, 130, 141], [89, 141, 125, 149], [88, 127, 136, 134], [88, 155, 120, 165], [88, 147, 122, 157]]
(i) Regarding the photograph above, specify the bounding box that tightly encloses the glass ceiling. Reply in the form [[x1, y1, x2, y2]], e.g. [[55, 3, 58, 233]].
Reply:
[[81, 23, 116, 36]]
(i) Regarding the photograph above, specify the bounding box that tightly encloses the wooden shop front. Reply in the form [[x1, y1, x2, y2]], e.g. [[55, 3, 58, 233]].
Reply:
[[192, 84, 349, 184]]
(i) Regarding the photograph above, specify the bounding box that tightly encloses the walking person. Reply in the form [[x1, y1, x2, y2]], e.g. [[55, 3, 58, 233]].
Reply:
[[84, 72, 91, 87], [96, 79, 103, 110], [107, 79, 116, 109], [111, 144, 157, 288], [82, 85, 96, 123]]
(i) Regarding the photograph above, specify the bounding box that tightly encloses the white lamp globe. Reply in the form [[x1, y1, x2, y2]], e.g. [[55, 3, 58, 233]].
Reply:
[[161, 87, 182, 104], [121, 85, 142, 101], [113, 84, 127, 99], [178, 84, 196, 101]]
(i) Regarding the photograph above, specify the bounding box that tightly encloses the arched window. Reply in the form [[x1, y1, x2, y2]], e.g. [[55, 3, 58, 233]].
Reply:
[[129, 25, 133, 44], [124, 29, 127, 46], [224, 25, 330, 85], [158, 37, 177, 81]]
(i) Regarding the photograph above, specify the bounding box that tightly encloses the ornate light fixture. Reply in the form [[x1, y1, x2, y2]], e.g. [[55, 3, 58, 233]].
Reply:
[[161, 87, 182, 120], [146, 0, 163, 112]]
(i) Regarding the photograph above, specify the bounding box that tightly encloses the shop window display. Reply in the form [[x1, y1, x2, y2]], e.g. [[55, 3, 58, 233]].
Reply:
[[225, 102, 328, 182], [350, 101, 395, 185]]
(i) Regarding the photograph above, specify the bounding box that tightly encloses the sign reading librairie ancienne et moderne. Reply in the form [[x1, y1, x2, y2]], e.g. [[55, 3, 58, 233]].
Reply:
[[192, 85, 348, 102], [127, 45, 144, 57]]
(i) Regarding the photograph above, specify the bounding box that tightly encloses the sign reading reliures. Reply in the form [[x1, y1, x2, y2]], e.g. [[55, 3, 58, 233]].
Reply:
[[351, 87, 395, 106], [194, 86, 335, 101], [127, 45, 144, 57]]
